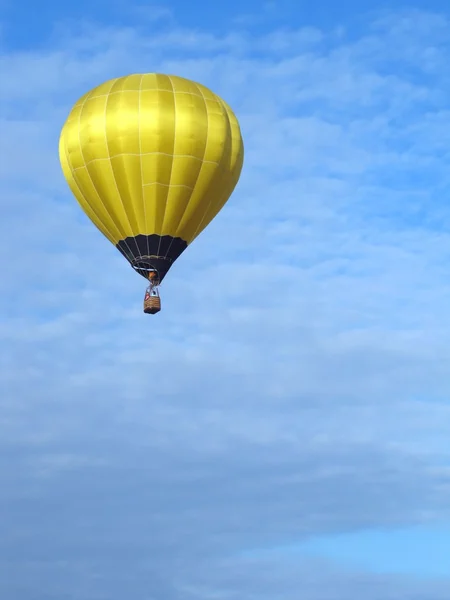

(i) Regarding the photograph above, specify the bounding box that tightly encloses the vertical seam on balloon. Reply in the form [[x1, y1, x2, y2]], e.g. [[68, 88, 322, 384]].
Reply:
[[137, 74, 148, 263], [75, 80, 134, 252], [191, 98, 231, 240], [165, 82, 210, 260], [104, 77, 138, 260], [157, 75, 176, 259], [61, 136, 119, 245]]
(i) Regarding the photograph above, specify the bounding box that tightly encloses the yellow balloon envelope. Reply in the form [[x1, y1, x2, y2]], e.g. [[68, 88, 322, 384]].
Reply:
[[59, 73, 244, 313]]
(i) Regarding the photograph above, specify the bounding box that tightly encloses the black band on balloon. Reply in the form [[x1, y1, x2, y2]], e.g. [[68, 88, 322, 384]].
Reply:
[[116, 234, 188, 282]]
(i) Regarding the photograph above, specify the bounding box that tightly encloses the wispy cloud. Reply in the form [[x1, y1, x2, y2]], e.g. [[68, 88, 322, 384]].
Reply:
[[1, 5, 450, 599]]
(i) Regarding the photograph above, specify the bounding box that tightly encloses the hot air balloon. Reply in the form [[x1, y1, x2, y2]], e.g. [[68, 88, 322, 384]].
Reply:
[[59, 73, 244, 314]]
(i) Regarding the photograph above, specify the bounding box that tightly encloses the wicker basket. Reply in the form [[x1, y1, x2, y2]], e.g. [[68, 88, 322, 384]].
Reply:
[[144, 295, 161, 314]]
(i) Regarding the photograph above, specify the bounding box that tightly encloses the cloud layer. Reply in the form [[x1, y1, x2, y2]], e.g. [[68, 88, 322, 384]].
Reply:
[[1, 6, 450, 599]]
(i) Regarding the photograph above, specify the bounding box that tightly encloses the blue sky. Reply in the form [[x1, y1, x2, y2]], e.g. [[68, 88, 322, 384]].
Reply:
[[1, 0, 450, 599], [245, 524, 450, 578]]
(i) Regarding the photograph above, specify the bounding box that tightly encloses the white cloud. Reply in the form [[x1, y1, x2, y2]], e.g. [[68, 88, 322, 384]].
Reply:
[[1, 6, 450, 599]]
